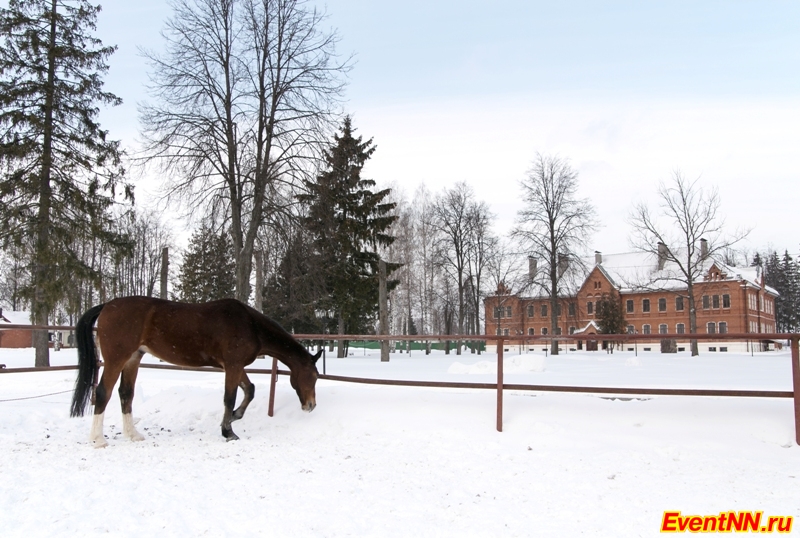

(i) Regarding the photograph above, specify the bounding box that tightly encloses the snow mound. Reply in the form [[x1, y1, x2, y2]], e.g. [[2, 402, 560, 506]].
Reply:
[[448, 355, 546, 374]]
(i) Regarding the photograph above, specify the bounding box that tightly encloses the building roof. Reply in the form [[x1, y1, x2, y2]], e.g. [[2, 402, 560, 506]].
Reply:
[[0, 310, 32, 325], [496, 250, 778, 299]]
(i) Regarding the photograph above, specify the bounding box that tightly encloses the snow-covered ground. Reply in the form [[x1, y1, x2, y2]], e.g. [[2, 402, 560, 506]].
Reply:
[[1, 346, 798, 537]]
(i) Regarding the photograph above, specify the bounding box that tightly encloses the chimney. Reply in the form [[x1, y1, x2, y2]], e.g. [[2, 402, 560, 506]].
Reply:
[[557, 253, 569, 278], [528, 256, 537, 280], [595, 251, 602, 265], [700, 238, 708, 260], [657, 242, 668, 270]]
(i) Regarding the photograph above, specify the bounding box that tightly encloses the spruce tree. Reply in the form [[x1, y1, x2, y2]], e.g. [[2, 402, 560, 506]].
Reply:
[[595, 291, 626, 334], [175, 226, 236, 304], [0, 0, 130, 365], [299, 117, 398, 354]]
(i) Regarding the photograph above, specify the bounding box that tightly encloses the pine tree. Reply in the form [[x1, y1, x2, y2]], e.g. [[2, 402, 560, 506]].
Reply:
[[0, 0, 130, 365], [175, 226, 236, 304], [778, 251, 799, 333], [299, 117, 398, 354], [595, 291, 626, 334]]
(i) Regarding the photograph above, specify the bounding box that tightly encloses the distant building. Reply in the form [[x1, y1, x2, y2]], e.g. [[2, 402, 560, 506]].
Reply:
[[484, 249, 778, 354], [0, 309, 73, 349], [0, 309, 33, 348]]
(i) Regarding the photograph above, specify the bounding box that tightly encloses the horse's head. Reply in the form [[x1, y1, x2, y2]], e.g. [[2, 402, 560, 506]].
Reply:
[[290, 349, 322, 412]]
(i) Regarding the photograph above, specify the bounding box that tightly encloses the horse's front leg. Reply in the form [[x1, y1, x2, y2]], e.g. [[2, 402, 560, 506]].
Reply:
[[221, 367, 242, 441], [232, 372, 255, 422]]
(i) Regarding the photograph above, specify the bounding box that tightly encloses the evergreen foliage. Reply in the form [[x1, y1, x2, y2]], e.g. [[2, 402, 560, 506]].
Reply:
[[0, 0, 130, 365], [763, 249, 800, 333], [595, 291, 626, 334], [262, 227, 325, 334], [175, 226, 235, 303], [298, 116, 398, 335]]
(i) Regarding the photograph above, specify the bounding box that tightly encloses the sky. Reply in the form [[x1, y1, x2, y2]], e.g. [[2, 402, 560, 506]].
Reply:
[[87, 0, 800, 258]]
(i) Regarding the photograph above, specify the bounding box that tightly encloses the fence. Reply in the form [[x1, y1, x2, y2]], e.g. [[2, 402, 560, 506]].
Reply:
[[2, 325, 799, 444]]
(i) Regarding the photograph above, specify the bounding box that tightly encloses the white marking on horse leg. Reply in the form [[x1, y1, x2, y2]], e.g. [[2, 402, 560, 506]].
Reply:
[[122, 413, 145, 442], [89, 412, 108, 448]]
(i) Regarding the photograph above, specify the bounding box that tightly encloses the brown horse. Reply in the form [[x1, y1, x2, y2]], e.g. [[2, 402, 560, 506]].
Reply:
[[70, 296, 321, 447]]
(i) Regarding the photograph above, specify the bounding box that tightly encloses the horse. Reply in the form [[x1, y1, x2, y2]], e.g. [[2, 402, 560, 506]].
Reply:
[[70, 296, 321, 447]]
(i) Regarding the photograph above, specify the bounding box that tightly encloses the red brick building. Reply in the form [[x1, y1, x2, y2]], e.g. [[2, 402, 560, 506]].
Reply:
[[0, 309, 33, 348], [484, 249, 778, 353]]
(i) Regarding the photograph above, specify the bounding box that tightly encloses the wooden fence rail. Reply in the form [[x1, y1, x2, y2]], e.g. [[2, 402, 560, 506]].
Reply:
[[2, 326, 799, 444]]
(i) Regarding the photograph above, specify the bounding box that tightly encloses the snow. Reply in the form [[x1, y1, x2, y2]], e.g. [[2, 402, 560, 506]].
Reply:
[[1, 346, 798, 537]]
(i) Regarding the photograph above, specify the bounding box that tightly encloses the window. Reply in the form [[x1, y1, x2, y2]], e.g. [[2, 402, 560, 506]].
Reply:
[[709, 347, 717, 352], [496, 328, 501, 335], [719, 322, 727, 334], [627, 325, 634, 334], [676, 323, 685, 334], [707, 322, 716, 334], [642, 299, 650, 313], [569, 326, 576, 334], [712, 295, 720, 309], [556, 304, 562, 317], [506, 306, 512, 317], [642, 324, 651, 335], [503, 328, 509, 336], [587, 301, 594, 315], [702, 295, 710, 309], [626, 299, 634, 313], [568, 302, 576, 316], [556, 327, 562, 335], [659, 324, 668, 334], [541, 304, 548, 317], [541, 327, 548, 335], [722, 294, 730, 308], [528, 328, 535, 335], [658, 298, 667, 312], [527, 306, 534, 318], [495, 307, 502, 319], [675, 296, 684, 311]]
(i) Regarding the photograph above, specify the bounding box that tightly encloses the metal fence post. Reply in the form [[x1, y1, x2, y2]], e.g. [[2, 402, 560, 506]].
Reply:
[[791, 337, 800, 446], [268, 355, 278, 417], [497, 338, 504, 432]]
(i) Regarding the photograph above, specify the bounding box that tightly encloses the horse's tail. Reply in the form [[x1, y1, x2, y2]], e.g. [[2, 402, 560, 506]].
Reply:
[[70, 303, 105, 418]]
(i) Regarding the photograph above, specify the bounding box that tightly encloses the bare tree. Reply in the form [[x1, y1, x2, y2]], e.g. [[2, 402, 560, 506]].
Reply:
[[139, 0, 348, 303], [465, 200, 496, 352], [629, 171, 749, 356], [513, 154, 598, 355], [431, 182, 476, 354]]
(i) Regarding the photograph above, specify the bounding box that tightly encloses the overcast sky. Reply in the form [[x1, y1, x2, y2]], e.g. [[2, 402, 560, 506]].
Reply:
[[90, 0, 800, 258]]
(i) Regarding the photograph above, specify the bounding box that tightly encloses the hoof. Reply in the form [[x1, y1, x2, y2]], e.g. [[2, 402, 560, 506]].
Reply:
[[128, 431, 145, 442], [92, 438, 108, 449], [225, 433, 240, 442]]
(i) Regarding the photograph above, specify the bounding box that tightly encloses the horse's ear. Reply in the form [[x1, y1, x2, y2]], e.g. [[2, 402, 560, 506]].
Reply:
[[313, 349, 323, 363]]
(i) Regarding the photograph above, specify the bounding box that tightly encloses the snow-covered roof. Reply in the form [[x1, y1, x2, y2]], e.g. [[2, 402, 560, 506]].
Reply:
[[0, 311, 32, 325], [598, 251, 778, 296], [511, 250, 778, 299]]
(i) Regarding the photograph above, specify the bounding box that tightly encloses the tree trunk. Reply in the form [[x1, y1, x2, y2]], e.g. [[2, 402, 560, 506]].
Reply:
[[550, 263, 560, 356], [33, 0, 60, 368], [379, 260, 389, 362], [254, 250, 263, 312], [688, 284, 699, 356], [337, 311, 346, 358]]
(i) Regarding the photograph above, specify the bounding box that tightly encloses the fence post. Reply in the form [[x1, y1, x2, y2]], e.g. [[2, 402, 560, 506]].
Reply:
[[268, 355, 278, 417], [497, 338, 504, 432], [791, 337, 800, 446]]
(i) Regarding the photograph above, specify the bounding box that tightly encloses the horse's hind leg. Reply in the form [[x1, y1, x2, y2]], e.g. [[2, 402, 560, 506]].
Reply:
[[232, 372, 255, 422], [221, 366, 243, 441], [119, 351, 145, 442], [90, 359, 125, 448]]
